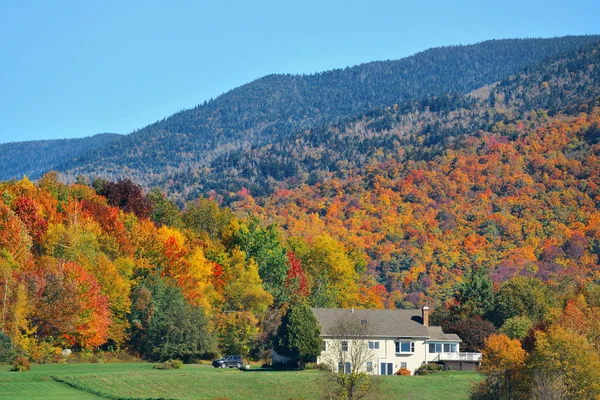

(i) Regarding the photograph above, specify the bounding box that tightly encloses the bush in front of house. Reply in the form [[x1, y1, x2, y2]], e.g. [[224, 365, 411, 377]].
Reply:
[[304, 362, 331, 371], [10, 356, 31, 372], [395, 367, 411, 376], [415, 363, 444, 375], [153, 359, 183, 370]]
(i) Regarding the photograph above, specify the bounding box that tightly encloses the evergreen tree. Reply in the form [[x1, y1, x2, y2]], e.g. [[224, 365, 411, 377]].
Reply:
[[457, 266, 494, 317], [274, 303, 321, 368]]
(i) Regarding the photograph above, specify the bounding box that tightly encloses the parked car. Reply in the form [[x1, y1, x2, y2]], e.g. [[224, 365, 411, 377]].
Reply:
[[212, 355, 243, 368]]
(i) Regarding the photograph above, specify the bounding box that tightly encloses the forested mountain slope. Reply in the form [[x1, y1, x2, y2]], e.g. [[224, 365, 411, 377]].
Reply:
[[3, 36, 598, 187], [241, 41, 600, 306], [162, 39, 600, 201], [0, 133, 122, 181]]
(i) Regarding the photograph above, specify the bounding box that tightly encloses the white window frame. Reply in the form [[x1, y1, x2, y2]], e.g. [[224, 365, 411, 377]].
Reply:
[[400, 362, 407, 369], [342, 340, 348, 352], [395, 340, 415, 354], [428, 342, 458, 353], [366, 361, 373, 373], [322, 340, 327, 352], [368, 341, 379, 350], [428, 343, 442, 353]]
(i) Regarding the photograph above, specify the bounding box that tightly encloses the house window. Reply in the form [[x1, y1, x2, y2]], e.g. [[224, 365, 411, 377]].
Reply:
[[342, 341, 348, 352], [368, 341, 379, 350], [400, 362, 407, 369], [395, 341, 414, 353], [429, 343, 458, 353], [428, 343, 443, 353], [366, 361, 373, 373], [338, 362, 351, 374], [322, 340, 327, 352]]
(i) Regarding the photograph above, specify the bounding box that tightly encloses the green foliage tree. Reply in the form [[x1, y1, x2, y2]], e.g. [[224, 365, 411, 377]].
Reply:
[[491, 277, 554, 327], [147, 188, 182, 228], [500, 316, 533, 340], [274, 303, 321, 368], [225, 218, 289, 303], [456, 266, 494, 317], [129, 275, 215, 361]]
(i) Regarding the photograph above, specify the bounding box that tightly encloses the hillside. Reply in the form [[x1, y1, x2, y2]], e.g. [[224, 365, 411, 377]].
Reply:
[[0, 133, 122, 181], [236, 41, 600, 307], [3, 36, 599, 188], [187, 39, 600, 200]]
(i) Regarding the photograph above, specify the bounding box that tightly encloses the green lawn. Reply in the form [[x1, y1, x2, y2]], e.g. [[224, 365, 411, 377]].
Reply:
[[0, 363, 480, 399]]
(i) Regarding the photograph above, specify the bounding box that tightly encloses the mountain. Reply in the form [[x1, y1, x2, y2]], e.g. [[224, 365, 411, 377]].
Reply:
[[2, 35, 599, 193], [0, 133, 122, 181], [190, 38, 600, 200]]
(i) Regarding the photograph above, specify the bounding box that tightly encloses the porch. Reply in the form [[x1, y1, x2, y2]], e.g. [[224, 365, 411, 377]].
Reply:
[[431, 352, 482, 371]]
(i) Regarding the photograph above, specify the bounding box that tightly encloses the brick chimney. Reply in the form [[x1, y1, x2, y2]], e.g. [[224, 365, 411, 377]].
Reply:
[[422, 306, 430, 327]]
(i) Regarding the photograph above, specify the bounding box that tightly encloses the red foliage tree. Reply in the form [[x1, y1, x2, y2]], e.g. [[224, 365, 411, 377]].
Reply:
[[284, 251, 309, 301]]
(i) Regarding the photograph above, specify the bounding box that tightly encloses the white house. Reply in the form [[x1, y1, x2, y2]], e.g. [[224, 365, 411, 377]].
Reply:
[[274, 306, 481, 375]]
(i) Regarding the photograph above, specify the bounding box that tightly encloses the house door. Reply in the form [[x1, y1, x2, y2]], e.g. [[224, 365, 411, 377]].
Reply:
[[380, 362, 394, 375]]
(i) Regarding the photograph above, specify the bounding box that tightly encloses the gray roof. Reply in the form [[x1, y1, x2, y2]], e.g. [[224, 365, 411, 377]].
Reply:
[[427, 326, 462, 342], [312, 308, 430, 338]]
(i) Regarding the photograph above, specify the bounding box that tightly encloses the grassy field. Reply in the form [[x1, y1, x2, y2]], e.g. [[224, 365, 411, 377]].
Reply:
[[0, 363, 480, 399]]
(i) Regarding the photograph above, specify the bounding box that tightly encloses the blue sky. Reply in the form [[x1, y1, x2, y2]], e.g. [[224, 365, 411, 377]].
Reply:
[[1, 0, 599, 143]]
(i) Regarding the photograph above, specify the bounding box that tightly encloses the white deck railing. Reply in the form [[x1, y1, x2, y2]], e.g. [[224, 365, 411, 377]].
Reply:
[[434, 352, 482, 362]]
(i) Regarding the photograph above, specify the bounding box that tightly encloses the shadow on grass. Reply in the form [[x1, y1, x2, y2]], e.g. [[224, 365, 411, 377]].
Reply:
[[240, 367, 309, 373]]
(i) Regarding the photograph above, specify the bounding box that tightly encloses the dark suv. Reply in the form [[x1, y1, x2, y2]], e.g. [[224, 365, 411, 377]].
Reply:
[[212, 355, 243, 368]]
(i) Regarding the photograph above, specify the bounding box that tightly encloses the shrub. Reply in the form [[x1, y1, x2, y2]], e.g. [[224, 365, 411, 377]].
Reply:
[[153, 359, 183, 370], [10, 356, 31, 372], [66, 349, 106, 364], [104, 351, 143, 363], [415, 363, 444, 375], [395, 367, 411, 376], [28, 341, 61, 364], [305, 362, 330, 371], [271, 359, 299, 370]]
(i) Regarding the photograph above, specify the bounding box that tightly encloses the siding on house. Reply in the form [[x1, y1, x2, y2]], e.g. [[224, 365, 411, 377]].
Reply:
[[318, 336, 431, 375]]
